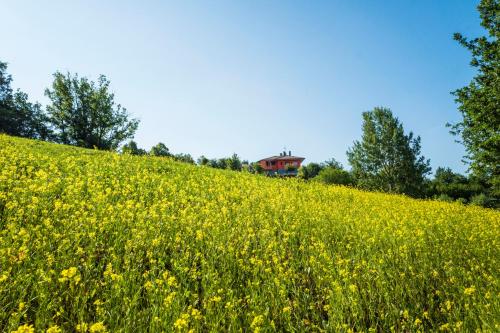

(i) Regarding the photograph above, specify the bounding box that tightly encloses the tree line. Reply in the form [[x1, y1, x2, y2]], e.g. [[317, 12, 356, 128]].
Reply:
[[0, 69, 138, 149], [0, 0, 497, 207], [288, 105, 495, 207], [297, 0, 499, 208]]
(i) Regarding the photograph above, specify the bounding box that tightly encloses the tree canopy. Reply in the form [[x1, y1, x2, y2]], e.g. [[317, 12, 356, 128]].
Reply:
[[45, 72, 139, 150], [121, 140, 147, 155], [0, 61, 51, 140], [450, 0, 499, 195], [347, 107, 431, 197], [149, 142, 171, 157], [298, 163, 324, 180], [314, 168, 354, 186]]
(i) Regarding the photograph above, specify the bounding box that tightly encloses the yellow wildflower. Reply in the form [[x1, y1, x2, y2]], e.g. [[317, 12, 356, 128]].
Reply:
[[46, 325, 62, 333], [76, 322, 88, 332], [89, 322, 107, 333], [11, 324, 35, 333], [464, 286, 476, 296], [251, 315, 264, 329]]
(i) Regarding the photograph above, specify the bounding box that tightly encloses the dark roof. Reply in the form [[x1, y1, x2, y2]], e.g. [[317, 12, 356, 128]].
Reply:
[[258, 155, 305, 162]]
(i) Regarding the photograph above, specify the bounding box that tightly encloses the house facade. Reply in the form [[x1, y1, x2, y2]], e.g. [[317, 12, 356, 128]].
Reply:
[[258, 151, 305, 177]]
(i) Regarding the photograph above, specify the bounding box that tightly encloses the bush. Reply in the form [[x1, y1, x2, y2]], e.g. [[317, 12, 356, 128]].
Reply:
[[437, 194, 453, 202], [314, 168, 354, 186], [470, 193, 496, 208]]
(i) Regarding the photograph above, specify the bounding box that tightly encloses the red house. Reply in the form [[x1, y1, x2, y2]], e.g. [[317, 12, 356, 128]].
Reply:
[[258, 151, 305, 176]]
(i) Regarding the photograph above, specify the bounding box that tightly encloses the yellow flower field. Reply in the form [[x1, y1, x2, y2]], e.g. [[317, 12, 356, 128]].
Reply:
[[0, 135, 498, 332]]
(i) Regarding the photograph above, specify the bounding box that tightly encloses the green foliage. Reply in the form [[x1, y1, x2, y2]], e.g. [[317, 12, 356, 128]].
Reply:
[[207, 158, 223, 169], [121, 140, 147, 155], [0, 61, 16, 134], [197, 155, 209, 166], [314, 167, 354, 186], [426, 167, 497, 208], [0, 61, 11, 101], [174, 153, 195, 164], [429, 167, 482, 200], [204, 154, 242, 171], [45, 72, 139, 150], [298, 162, 323, 180], [123, 140, 194, 164], [347, 107, 431, 197], [241, 161, 250, 173], [0, 61, 51, 140], [450, 0, 499, 195], [226, 153, 242, 171], [251, 162, 264, 174], [470, 193, 496, 208], [149, 142, 171, 157], [322, 158, 343, 170], [299, 158, 347, 183], [437, 193, 454, 202]]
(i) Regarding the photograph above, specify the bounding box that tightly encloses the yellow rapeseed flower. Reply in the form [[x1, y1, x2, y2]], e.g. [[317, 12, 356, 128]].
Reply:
[[11, 324, 35, 333], [46, 325, 62, 333], [89, 322, 107, 333], [76, 322, 88, 332], [464, 286, 476, 296], [1, 134, 499, 332]]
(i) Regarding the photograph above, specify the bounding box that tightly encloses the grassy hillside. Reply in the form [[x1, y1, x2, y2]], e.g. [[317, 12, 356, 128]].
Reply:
[[0, 135, 498, 332]]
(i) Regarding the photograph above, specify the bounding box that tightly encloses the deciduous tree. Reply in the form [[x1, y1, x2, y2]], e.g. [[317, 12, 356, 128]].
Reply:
[[45, 72, 138, 150], [121, 140, 147, 155], [315, 168, 354, 186], [149, 142, 171, 157], [450, 0, 499, 195], [0, 61, 51, 140], [347, 107, 431, 197]]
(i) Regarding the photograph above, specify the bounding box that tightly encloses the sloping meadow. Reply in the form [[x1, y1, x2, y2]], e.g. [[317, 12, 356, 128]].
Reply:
[[0, 135, 498, 332]]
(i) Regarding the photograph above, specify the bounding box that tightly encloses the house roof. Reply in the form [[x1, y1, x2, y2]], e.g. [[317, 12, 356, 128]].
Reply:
[[258, 155, 305, 162]]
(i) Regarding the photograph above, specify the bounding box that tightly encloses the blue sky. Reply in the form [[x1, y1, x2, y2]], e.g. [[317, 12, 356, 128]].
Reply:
[[2, 0, 484, 173]]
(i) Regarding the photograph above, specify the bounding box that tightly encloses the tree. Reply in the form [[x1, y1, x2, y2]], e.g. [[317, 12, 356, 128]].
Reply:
[[426, 167, 495, 207], [227, 153, 242, 171], [252, 162, 264, 174], [197, 155, 209, 166], [298, 163, 324, 180], [207, 159, 221, 169], [121, 140, 147, 155], [322, 158, 343, 170], [314, 158, 353, 186], [0, 62, 11, 103], [0, 61, 15, 133], [174, 153, 195, 164], [10, 91, 52, 140], [450, 0, 499, 196], [149, 142, 171, 157], [45, 72, 139, 150], [0, 61, 51, 140], [315, 168, 354, 186], [429, 167, 482, 200], [347, 107, 431, 197]]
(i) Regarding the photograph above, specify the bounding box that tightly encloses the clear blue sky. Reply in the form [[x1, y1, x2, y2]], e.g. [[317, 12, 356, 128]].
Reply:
[[2, 0, 484, 173]]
